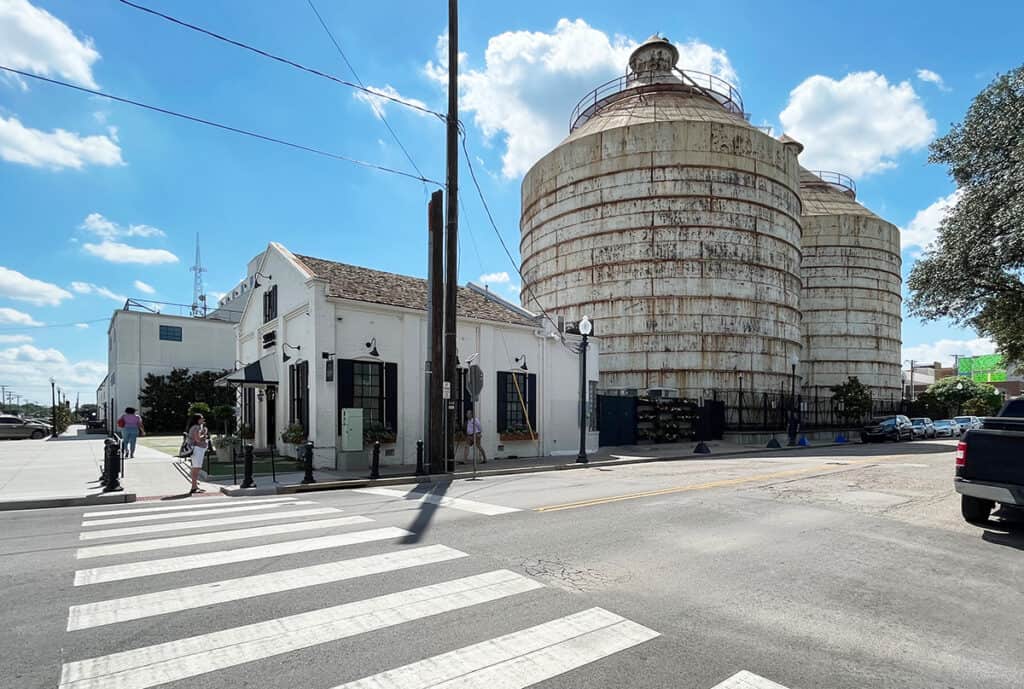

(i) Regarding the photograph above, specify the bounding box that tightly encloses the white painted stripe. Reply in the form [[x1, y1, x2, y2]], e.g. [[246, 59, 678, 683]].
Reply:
[[710, 670, 792, 689], [85, 496, 298, 517], [76, 515, 372, 559], [67, 544, 467, 630], [60, 570, 542, 689], [82, 500, 314, 526], [79, 506, 340, 541], [75, 526, 411, 585], [333, 607, 659, 689], [354, 486, 521, 516]]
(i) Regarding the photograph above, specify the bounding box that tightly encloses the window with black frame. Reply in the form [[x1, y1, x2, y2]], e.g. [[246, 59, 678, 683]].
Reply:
[[496, 371, 536, 433], [337, 359, 398, 435], [262, 285, 277, 323], [353, 361, 382, 429]]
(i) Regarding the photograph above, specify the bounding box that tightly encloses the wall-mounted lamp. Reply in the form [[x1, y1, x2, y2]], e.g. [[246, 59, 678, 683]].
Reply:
[[514, 355, 528, 371], [321, 352, 336, 360], [256, 389, 264, 402], [322, 352, 336, 382], [365, 338, 379, 358], [282, 343, 301, 363], [252, 271, 272, 288]]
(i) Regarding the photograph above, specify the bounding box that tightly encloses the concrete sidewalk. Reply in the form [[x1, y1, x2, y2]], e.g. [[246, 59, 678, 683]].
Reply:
[[0, 426, 220, 510], [222, 435, 852, 496]]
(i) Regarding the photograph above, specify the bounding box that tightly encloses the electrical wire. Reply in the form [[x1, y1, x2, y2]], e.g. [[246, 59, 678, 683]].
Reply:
[[0, 65, 442, 186], [118, 0, 445, 122], [0, 317, 109, 332], [305, 0, 428, 186]]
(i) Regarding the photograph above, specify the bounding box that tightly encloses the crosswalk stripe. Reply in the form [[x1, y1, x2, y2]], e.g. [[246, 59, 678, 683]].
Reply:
[[75, 515, 373, 559], [60, 570, 543, 689], [79, 506, 340, 541], [710, 671, 792, 689], [84, 496, 299, 517], [354, 486, 521, 516], [81, 500, 314, 526], [333, 607, 659, 689], [74, 526, 412, 585], [67, 544, 468, 630]]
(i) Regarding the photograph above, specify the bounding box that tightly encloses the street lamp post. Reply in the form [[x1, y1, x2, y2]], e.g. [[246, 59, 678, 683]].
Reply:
[[956, 380, 965, 416], [576, 316, 592, 464], [737, 372, 744, 430], [50, 378, 57, 437]]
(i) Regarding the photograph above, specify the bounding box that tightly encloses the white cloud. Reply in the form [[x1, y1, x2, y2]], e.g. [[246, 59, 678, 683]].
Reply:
[[70, 281, 125, 302], [74, 322, 89, 329], [133, 279, 155, 294], [81, 212, 165, 239], [916, 68, 950, 91], [429, 20, 736, 178], [0, 0, 101, 89], [902, 337, 996, 367], [479, 271, 511, 284], [0, 115, 123, 169], [0, 344, 106, 402], [900, 189, 962, 251], [0, 334, 32, 343], [352, 84, 431, 119], [779, 71, 936, 177], [82, 240, 179, 265], [0, 265, 72, 305], [0, 306, 42, 326]]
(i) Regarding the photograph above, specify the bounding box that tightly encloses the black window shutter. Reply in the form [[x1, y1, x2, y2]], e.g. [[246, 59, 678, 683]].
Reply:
[[384, 362, 398, 432], [527, 373, 537, 431], [339, 360, 355, 409], [299, 361, 309, 432], [288, 364, 295, 424], [496, 371, 509, 432]]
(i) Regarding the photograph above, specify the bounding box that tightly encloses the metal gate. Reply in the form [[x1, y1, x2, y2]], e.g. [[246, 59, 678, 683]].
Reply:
[[598, 395, 636, 446]]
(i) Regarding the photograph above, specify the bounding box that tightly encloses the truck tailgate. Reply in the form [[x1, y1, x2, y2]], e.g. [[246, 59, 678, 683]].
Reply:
[[962, 429, 1024, 484]]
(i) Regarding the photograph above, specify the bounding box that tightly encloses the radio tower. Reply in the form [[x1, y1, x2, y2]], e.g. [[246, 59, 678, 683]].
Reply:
[[190, 233, 207, 317]]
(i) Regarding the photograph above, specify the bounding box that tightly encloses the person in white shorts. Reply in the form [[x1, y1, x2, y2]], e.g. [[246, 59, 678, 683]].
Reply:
[[187, 413, 209, 494]]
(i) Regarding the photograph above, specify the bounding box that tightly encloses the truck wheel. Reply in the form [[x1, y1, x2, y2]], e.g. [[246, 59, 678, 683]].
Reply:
[[961, 495, 994, 524], [30, 430, 45, 439]]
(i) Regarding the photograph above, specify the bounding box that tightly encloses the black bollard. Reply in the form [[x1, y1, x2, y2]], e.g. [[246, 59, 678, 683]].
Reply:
[[241, 444, 256, 489], [102, 438, 123, 492], [415, 439, 426, 475], [370, 440, 381, 480], [301, 440, 316, 484], [766, 436, 782, 449], [231, 445, 237, 485], [99, 438, 110, 485]]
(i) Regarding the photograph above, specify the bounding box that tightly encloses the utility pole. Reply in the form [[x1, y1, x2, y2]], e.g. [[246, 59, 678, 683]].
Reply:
[[427, 190, 446, 473], [443, 0, 459, 470], [0, 385, 6, 411]]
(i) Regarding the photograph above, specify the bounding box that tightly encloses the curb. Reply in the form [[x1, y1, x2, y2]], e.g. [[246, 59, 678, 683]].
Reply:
[[0, 492, 137, 511], [260, 442, 852, 495]]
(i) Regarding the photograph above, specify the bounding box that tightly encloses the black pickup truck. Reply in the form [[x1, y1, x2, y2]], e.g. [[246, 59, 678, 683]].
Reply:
[[955, 399, 1024, 524]]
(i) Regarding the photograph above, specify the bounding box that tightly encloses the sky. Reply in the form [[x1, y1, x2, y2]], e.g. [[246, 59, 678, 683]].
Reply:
[[0, 0, 1020, 405]]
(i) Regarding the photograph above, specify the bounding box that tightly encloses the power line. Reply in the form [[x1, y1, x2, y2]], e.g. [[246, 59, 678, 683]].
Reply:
[[305, 0, 427, 185], [0, 65, 442, 186], [0, 317, 109, 332], [118, 0, 445, 122]]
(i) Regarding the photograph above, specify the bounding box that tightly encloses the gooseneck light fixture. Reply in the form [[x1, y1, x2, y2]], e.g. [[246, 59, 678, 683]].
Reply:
[[282, 343, 301, 363], [365, 338, 379, 358]]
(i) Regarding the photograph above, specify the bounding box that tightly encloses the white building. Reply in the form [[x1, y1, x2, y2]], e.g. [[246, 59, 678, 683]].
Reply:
[[227, 243, 599, 471], [97, 300, 241, 427]]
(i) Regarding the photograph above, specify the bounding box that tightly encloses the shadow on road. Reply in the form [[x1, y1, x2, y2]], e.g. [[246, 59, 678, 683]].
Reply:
[[980, 506, 1024, 551], [400, 481, 450, 544]]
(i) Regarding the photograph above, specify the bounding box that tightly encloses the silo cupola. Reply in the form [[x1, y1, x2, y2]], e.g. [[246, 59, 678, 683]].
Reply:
[[628, 34, 680, 85]]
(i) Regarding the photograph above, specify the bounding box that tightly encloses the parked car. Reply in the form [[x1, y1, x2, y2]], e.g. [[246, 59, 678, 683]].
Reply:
[[954, 399, 1024, 524], [860, 415, 913, 443], [909, 417, 936, 439], [954, 416, 982, 433], [933, 419, 960, 438], [0, 415, 49, 440]]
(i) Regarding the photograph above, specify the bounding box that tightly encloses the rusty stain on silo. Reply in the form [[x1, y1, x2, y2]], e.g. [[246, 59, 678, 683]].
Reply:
[[520, 35, 803, 396]]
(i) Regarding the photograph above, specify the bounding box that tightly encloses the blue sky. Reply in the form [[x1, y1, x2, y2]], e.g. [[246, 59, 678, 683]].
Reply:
[[1, 0, 1021, 404]]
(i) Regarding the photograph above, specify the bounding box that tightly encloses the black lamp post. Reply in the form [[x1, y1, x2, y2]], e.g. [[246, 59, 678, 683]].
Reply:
[[738, 372, 744, 430], [956, 380, 964, 416], [49, 377, 57, 437], [575, 316, 593, 464]]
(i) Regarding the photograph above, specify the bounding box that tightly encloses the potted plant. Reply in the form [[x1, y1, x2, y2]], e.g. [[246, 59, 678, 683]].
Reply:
[[280, 423, 307, 458], [363, 422, 397, 445], [499, 425, 536, 442]]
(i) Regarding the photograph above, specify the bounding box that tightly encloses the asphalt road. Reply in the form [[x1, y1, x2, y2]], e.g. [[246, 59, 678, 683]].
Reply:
[[1, 439, 1020, 689]]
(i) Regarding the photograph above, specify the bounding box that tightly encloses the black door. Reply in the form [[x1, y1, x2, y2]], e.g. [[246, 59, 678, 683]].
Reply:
[[598, 395, 637, 446], [266, 386, 277, 447]]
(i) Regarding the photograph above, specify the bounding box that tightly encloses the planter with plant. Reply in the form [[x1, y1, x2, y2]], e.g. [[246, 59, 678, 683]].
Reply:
[[499, 426, 536, 442], [363, 423, 397, 445], [280, 423, 308, 458]]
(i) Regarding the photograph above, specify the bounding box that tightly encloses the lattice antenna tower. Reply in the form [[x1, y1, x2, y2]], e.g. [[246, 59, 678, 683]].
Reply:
[[190, 233, 207, 317]]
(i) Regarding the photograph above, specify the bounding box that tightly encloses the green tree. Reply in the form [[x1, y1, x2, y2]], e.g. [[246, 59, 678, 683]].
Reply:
[[829, 376, 873, 424], [923, 376, 1001, 416], [907, 65, 1024, 364], [139, 368, 234, 432]]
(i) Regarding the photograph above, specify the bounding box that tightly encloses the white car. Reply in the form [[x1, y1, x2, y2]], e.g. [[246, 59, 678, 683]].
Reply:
[[933, 419, 960, 438], [954, 416, 982, 433]]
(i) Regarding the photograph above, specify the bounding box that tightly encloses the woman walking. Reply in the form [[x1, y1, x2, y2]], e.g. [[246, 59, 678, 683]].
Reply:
[[116, 407, 145, 458], [186, 413, 209, 494]]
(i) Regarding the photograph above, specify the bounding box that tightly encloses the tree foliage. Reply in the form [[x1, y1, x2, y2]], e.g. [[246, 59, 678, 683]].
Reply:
[[907, 65, 1024, 363], [138, 368, 235, 433], [922, 376, 1002, 417], [829, 376, 873, 423]]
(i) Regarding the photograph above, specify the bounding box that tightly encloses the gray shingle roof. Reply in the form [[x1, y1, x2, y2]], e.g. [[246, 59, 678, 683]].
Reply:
[[294, 254, 536, 327]]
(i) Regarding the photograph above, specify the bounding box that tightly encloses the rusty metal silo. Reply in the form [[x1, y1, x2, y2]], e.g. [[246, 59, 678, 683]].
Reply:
[[520, 35, 804, 399], [798, 168, 902, 399]]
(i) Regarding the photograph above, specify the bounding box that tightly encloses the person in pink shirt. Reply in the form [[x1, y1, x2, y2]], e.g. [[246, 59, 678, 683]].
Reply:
[[116, 407, 145, 458]]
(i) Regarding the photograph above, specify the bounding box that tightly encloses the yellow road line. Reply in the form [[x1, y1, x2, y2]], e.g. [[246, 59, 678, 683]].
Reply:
[[534, 464, 845, 513]]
